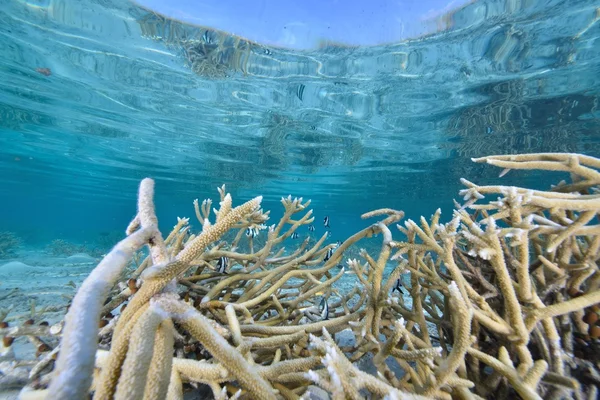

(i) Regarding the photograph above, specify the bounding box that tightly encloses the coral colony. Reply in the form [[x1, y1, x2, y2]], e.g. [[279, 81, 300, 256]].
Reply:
[[2, 152, 600, 400]]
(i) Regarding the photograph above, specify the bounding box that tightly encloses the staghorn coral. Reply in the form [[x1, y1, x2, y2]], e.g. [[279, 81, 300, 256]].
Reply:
[[2, 152, 600, 400]]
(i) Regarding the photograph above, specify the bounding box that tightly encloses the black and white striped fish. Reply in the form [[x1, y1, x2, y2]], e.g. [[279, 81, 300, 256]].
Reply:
[[308, 225, 315, 232], [216, 256, 229, 274], [324, 247, 334, 262], [246, 228, 258, 238], [319, 297, 329, 320], [335, 240, 342, 247], [296, 83, 306, 101], [323, 216, 330, 228], [290, 232, 299, 239], [392, 278, 405, 295], [202, 30, 215, 44]]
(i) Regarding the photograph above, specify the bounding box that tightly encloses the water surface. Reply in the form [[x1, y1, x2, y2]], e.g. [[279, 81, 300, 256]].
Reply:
[[0, 0, 599, 243]]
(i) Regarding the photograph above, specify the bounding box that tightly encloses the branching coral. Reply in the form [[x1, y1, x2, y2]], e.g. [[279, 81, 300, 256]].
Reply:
[[0, 231, 22, 258], [3, 152, 600, 400]]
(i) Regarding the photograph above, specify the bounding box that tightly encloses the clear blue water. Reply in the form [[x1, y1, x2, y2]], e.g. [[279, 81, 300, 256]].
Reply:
[[0, 0, 599, 249]]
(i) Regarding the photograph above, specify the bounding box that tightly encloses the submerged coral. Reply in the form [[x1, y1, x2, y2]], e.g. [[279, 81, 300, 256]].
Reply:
[[46, 233, 123, 258], [46, 239, 90, 257], [136, 11, 271, 79], [0, 231, 22, 258], [2, 153, 600, 400]]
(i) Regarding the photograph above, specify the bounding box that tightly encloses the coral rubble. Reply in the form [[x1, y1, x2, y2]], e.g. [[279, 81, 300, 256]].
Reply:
[[2, 153, 600, 400]]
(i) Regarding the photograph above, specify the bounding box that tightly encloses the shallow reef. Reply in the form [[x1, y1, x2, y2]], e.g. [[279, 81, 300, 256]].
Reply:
[[1, 152, 600, 400]]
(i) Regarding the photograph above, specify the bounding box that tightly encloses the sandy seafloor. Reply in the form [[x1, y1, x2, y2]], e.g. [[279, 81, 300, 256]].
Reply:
[[0, 249, 99, 328], [0, 249, 100, 399]]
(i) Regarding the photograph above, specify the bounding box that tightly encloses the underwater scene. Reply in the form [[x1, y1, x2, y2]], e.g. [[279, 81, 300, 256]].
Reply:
[[1, 0, 600, 399]]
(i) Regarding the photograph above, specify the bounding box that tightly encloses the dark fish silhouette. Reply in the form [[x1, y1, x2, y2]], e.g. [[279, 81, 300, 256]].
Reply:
[[392, 278, 405, 295]]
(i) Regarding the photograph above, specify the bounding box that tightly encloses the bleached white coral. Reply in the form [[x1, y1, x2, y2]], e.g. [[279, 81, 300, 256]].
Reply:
[[447, 281, 461, 299], [459, 185, 485, 202], [467, 247, 494, 260], [304, 369, 320, 384], [383, 392, 400, 400], [436, 216, 460, 241]]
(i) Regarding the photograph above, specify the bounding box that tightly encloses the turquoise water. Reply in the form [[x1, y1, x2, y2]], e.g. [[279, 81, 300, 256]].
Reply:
[[0, 0, 599, 250]]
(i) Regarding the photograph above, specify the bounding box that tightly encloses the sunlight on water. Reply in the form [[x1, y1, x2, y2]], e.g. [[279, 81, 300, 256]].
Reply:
[[0, 2, 598, 222], [0, 0, 597, 243], [0, 0, 598, 243]]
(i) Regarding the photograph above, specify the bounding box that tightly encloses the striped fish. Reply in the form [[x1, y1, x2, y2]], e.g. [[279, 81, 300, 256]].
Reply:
[[246, 228, 258, 238], [290, 232, 299, 239], [296, 83, 306, 101], [323, 216, 330, 228], [324, 247, 334, 262], [216, 256, 229, 274], [319, 297, 329, 320], [202, 30, 215, 44]]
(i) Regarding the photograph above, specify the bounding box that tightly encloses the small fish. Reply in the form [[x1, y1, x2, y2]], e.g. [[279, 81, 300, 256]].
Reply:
[[392, 278, 405, 295], [324, 247, 334, 262], [319, 297, 329, 320], [335, 240, 342, 247], [308, 225, 315, 232], [263, 48, 272, 56], [216, 256, 229, 274], [202, 30, 215, 44], [35, 67, 51, 76], [296, 83, 306, 101], [246, 228, 258, 238], [323, 216, 330, 228], [291, 232, 299, 239]]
